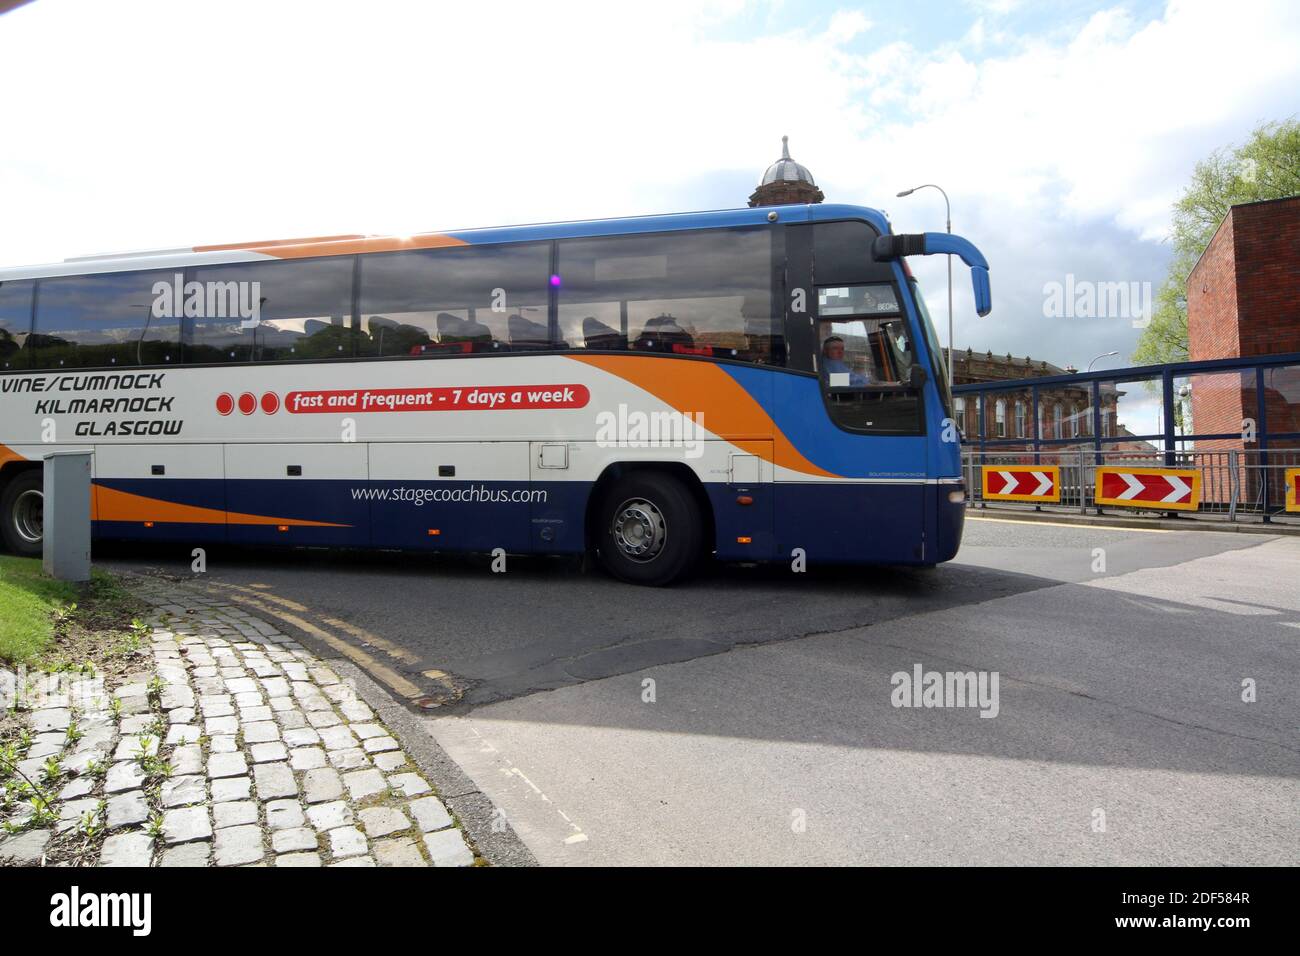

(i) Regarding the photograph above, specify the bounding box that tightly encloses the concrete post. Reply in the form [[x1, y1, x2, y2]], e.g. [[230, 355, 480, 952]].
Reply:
[[42, 451, 92, 583]]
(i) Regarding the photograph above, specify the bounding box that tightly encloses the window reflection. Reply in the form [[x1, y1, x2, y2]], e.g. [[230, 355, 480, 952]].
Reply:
[[0, 279, 33, 370], [557, 228, 777, 364], [359, 243, 550, 356], [31, 271, 179, 369], [187, 257, 354, 363]]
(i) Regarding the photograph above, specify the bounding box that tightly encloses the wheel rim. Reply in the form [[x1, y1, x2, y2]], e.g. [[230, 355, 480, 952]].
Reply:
[[611, 497, 667, 563], [12, 488, 43, 544]]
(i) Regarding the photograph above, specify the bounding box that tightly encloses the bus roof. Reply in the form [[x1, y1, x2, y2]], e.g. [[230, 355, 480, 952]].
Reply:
[[0, 203, 891, 281]]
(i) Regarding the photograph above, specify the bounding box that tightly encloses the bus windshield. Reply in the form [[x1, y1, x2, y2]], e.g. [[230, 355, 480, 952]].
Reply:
[[817, 282, 921, 434], [910, 277, 952, 417]]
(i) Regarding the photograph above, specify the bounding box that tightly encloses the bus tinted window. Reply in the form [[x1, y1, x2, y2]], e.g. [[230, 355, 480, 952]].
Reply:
[[30, 271, 180, 369], [813, 220, 881, 285], [557, 228, 777, 363], [358, 243, 550, 357], [186, 257, 356, 363], [0, 279, 33, 370]]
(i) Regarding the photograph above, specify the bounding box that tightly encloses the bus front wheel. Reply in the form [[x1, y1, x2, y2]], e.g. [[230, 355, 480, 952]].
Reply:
[[596, 472, 702, 586], [1, 470, 45, 558]]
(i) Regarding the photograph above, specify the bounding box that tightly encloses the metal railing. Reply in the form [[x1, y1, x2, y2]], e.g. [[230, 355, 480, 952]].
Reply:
[[961, 446, 1300, 522], [952, 351, 1300, 523]]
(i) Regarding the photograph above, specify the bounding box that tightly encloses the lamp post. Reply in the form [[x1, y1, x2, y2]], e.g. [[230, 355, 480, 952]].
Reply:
[[1087, 351, 1119, 372], [897, 184, 952, 387]]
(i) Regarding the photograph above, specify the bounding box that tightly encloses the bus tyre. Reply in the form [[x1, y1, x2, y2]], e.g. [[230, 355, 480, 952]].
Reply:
[[597, 472, 702, 586], [1, 471, 44, 557]]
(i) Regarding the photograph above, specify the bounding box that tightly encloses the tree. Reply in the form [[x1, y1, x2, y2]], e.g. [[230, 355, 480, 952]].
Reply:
[[1133, 119, 1300, 366]]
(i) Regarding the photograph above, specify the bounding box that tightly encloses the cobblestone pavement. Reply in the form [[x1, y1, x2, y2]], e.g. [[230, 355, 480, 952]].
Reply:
[[0, 582, 478, 867]]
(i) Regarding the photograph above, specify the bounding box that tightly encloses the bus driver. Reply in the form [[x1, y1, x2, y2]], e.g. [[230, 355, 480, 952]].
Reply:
[[821, 336, 869, 387]]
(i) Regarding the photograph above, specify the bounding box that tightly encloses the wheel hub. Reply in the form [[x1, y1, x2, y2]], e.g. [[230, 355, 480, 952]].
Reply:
[[12, 488, 43, 544], [612, 497, 667, 563]]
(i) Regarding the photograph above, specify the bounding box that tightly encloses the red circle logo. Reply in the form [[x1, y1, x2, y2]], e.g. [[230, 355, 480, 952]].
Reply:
[[261, 391, 280, 415], [237, 392, 257, 415], [215, 393, 234, 416]]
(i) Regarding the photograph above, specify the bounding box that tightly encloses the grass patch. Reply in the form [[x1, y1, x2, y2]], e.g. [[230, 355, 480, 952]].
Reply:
[[0, 557, 146, 666], [0, 556, 78, 664]]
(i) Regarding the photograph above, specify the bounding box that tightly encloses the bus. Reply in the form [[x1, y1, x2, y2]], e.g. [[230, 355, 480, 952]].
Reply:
[[0, 203, 991, 585]]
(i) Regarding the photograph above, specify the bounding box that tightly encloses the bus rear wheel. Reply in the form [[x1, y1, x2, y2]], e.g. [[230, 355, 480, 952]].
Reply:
[[597, 472, 702, 586], [1, 471, 44, 557]]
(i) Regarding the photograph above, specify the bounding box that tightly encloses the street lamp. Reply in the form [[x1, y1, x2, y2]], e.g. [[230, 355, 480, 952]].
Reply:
[[1087, 351, 1119, 372], [1177, 382, 1192, 438], [897, 184, 952, 387]]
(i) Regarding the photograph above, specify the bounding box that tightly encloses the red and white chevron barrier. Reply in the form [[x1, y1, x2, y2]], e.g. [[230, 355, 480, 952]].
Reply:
[[1095, 466, 1200, 511], [981, 465, 1060, 503]]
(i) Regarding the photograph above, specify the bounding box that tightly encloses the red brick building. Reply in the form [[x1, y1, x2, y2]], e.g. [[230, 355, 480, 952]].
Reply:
[[950, 350, 1154, 451], [1187, 195, 1300, 448]]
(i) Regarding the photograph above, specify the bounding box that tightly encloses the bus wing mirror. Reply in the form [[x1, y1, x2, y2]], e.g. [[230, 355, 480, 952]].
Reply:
[[908, 364, 928, 390], [872, 231, 993, 317], [970, 265, 991, 318]]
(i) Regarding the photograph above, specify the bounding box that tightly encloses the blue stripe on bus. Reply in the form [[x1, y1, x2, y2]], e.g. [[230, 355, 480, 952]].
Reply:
[[90, 476, 955, 564], [719, 364, 932, 479], [444, 203, 891, 246]]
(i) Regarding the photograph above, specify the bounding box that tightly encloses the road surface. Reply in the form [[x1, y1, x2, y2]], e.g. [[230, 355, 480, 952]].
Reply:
[[102, 517, 1300, 865]]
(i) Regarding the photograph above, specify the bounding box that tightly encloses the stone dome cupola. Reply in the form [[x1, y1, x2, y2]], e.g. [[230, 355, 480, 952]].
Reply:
[[748, 135, 825, 207]]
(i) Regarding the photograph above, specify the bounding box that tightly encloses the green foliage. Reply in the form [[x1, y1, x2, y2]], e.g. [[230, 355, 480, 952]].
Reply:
[[27, 791, 57, 829], [1132, 269, 1192, 366], [77, 802, 107, 840], [39, 755, 62, 785], [136, 734, 172, 781], [1135, 118, 1300, 365], [0, 556, 78, 664], [146, 675, 165, 709]]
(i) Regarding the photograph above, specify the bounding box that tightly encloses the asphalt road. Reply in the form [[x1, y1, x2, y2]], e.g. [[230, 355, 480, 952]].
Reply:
[[101, 517, 1300, 866]]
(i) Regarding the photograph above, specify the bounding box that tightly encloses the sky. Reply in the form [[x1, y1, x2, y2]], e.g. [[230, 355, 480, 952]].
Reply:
[[1, 0, 1298, 386]]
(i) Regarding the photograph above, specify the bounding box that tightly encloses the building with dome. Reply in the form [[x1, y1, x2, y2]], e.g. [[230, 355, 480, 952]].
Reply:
[[749, 136, 824, 207]]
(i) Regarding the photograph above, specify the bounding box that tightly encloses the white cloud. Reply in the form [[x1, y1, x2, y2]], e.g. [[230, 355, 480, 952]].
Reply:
[[825, 9, 872, 42]]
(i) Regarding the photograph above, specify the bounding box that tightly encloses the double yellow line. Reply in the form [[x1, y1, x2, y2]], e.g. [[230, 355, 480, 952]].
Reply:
[[195, 580, 460, 704]]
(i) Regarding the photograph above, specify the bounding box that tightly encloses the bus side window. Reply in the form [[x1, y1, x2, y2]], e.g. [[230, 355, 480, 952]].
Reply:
[[358, 242, 550, 356], [0, 279, 33, 371], [186, 257, 355, 364], [556, 228, 779, 363], [557, 303, 626, 351], [30, 270, 180, 370]]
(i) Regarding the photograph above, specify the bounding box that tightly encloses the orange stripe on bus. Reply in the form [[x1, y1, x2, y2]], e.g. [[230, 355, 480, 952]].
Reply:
[[193, 234, 368, 252], [0, 443, 26, 469], [194, 233, 470, 259], [568, 354, 840, 479], [91, 485, 348, 528]]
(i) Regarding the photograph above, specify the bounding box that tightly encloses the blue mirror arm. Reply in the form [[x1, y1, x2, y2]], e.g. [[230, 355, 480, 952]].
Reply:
[[872, 231, 993, 317], [920, 232, 987, 269], [923, 233, 991, 317]]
